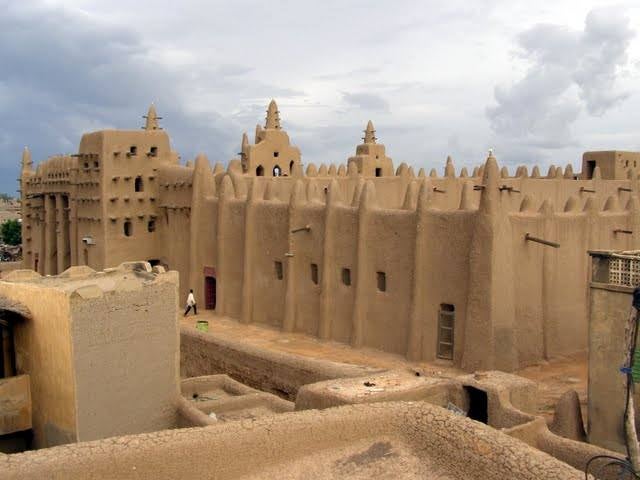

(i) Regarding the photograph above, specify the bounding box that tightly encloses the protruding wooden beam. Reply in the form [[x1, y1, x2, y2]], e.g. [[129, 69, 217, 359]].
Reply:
[[525, 233, 560, 248]]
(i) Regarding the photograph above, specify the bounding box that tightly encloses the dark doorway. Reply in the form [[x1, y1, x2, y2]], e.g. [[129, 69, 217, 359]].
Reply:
[[585, 160, 596, 179], [375, 167, 382, 177], [256, 165, 264, 176], [464, 386, 488, 424], [205, 276, 216, 310]]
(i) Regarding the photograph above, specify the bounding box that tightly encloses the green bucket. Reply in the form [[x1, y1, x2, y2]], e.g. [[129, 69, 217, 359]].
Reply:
[[196, 320, 209, 333]]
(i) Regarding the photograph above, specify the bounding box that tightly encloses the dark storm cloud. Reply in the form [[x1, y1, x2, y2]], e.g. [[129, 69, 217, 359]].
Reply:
[[486, 7, 634, 154]]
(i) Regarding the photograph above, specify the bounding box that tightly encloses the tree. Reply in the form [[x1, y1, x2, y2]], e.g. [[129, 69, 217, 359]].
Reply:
[[1, 219, 21, 246]]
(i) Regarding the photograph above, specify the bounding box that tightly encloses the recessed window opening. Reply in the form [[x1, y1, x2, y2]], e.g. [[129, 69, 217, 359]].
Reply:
[[341, 268, 351, 286], [375, 167, 382, 177], [274, 261, 283, 280], [94, 161, 99, 168], [273, 165, 281, 177], [256, 165, 264, 176], [147, 220, 156, 232], [129, 145, 137, 155], [273, 151, 279, 158], [124, 221, 132, 237], [84, 162, 89, 169], [376, 271, 386, 292], [310, 263, 319, 285], [150, 146, 158, 157], [626, 160, 630, 167], [135, 176, 144, 192], [289, 160, 294, 172]]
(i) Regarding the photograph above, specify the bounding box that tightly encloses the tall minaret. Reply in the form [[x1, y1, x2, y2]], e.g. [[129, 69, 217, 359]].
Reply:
[[144, 104, 161, 130], [265, 99, 281, 130], [21, 146, 33, 175], [363, 120, 377, 144]]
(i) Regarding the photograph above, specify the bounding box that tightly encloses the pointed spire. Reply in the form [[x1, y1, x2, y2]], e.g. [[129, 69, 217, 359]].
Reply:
[[213, 162, 225, 175], [144, 104, 161, 130], [445, 156, 455, 177], [459, 181, 474, 210], [265, 99, 281, 129], [429, 168, 438, 178], [337, 164, 347, 176], [264, 179, 278, 201], [500, 166, 509, 178], [396, 163, 409, 177], [347, 161, 359, 176], [539, 199, 554, 216], [531, 166, 541, 178], [408, 166, 415, 178], [328, 164, 337, 176], [402, 182, 419, 210], [306, 163, 318, 177], [459, 167, 469, 178], [583, 197, 597, 213], [564, 164, 574, 179], [472, 166, 479, 177], [547, 165, 557, 178], [554, 167, 564, 179], [351, 179, 365, 206], [603, 195, 620, 212], [241, 132, 249, 151], [255, 124, 264, 144], [564, 196, 579, 212], [327, 179, 342, 205], [418, 168, 426, 178], [219, 174, 235, 200], [479, 153, 500, 215], [363, 120, 376, 144], [21, 146, 33, 173], [416, 178, 433, 213], [519, 195, 535, 212], [318, 164, 328, 176]]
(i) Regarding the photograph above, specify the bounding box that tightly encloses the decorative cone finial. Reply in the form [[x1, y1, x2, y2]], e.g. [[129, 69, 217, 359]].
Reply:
[[21, 146, 32, 171], [363, 120, 376, 144], [144, 104, 161, 130], [265, 99, 281, 129]]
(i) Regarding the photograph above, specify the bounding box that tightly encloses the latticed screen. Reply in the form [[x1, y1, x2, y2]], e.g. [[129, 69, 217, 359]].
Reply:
[[608, 257, 640, 287]]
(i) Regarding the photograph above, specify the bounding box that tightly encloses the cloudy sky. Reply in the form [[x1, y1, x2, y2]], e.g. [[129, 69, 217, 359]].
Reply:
[[1, 0, 639, 194]]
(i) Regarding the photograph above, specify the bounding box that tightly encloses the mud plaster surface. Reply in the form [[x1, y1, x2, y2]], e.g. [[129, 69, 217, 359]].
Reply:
[[183, 313, 588, 419]]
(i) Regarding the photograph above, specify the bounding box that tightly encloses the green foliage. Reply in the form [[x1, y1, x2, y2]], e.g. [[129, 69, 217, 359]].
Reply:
[[0, 193, 12, 203], [1, 219, 21, 246]]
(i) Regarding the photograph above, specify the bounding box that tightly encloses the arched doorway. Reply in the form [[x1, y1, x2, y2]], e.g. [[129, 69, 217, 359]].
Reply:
[[256, 165, 264, 176], [273, 165, 281, 177], [203, 266, 217, 310]]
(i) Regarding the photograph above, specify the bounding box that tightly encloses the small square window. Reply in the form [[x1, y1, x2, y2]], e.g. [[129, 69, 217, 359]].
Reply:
[[376, 271, 386, 292], [147, 220, 156, 232], [150, 146, 158, 157], [375, 167, 382, 177], [84, 162, 89, 169], [341, 268, 351, 286], [310, 263, 319, 285], [275, 261, 283, 280], [274, 151, 279, 158], [129, 145, 137, 155], [94, 161, 99, 168]]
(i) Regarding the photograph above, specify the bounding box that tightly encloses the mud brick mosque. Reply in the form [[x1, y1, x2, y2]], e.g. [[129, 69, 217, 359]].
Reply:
[[18, 100, 640, 372]]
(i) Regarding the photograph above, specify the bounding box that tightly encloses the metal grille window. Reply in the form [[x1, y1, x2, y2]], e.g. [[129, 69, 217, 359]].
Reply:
[[437, 304, 455, 360]]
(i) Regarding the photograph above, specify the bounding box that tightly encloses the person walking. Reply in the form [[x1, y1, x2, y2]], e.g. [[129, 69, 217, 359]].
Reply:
[[184, 289, 197, 316]]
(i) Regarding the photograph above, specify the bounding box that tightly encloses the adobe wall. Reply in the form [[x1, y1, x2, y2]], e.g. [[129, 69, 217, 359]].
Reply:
[[70, 269, 180, 442], [588, 284, 636, 453], [180, 327, 381, 400], [0, 401, 584, 480], [0, 277, 77, 448]]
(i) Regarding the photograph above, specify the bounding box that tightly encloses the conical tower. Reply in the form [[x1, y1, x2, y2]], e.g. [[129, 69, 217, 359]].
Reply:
[[363, 120, 376, 144], [144, 104, 161, 130], [265, 99, 281, 129]]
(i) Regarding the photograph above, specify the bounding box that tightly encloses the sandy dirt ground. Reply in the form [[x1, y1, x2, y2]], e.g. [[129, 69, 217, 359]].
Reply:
[[182, 312, 587, 421]]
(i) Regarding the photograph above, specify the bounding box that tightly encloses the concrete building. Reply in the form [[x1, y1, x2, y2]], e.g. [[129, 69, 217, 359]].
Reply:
[[0, 262, 180, 449], [20, 101, 640, 372]]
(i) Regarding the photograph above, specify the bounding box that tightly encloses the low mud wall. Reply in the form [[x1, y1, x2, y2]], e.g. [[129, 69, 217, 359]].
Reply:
[[180, 327, 381, 400]]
